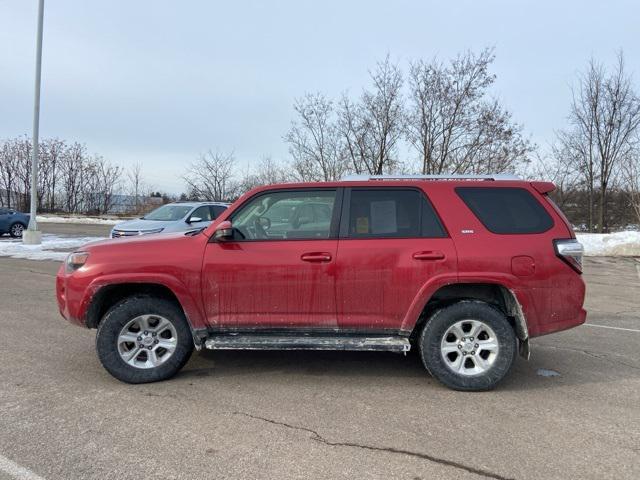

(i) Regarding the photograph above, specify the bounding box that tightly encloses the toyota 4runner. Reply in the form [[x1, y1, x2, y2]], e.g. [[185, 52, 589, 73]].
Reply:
[[56, 174, 586, 391]]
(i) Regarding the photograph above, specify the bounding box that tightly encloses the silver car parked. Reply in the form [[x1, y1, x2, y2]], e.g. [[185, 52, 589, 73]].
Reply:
[[111, 202, 229, 238]]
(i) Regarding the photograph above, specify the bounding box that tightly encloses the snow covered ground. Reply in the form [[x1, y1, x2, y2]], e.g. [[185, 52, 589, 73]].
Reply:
[[0, 235, 105, 261], [36, 215, 123, 225], [576, 231, 640, 257]]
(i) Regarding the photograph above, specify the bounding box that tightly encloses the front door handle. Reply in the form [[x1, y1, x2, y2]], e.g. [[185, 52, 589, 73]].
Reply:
[[413, 251, 445, 261], [301, 252, 332, 262]]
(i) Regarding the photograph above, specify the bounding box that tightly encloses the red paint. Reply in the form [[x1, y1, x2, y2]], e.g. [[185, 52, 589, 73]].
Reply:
[[56, 179, 586, 339], [511, 256, 536, 277], [335, 237, 457, 330], [202, 240, 338, 328], [530, 181, 556, 194]]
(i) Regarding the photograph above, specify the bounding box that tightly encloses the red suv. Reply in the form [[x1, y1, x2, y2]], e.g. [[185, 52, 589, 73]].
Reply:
[[56, 175, 586, 391]]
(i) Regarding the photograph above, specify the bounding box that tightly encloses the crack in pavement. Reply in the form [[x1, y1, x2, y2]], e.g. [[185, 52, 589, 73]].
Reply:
[[232, 411, 515, 480], [536, 344, 640, 370]]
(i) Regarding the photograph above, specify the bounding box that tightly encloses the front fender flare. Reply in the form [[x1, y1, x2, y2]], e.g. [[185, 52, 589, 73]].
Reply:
[[80, 273, 207, 330]]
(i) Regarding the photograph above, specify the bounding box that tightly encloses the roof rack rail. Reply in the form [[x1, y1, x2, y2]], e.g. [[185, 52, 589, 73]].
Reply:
[[340, 173, 521, 181]]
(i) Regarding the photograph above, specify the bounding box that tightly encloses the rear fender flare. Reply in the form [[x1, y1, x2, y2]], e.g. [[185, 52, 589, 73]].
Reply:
[[402, 275, 531, 343]]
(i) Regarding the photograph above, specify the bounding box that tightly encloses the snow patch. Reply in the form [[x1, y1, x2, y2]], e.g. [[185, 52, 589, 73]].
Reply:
[[576, 231, 640, 257], [36, 215, 123, 225], [0, 235, 105, 261]]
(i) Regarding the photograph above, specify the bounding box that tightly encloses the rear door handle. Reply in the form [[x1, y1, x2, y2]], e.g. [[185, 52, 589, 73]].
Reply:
[[413, 251, 445, 261], [301, 252, 332, 262]]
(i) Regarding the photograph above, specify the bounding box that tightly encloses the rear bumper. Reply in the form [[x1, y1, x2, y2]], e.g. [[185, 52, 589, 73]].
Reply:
[[517, 269, 587, 338], [531, 307, 587, 337]]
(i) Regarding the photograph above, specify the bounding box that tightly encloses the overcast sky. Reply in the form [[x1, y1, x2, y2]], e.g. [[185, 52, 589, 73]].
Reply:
[[1, 0, 638, 193]]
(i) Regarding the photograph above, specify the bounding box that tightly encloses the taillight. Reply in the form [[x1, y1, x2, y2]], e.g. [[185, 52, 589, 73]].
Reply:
[[553, 239, 583, 274]]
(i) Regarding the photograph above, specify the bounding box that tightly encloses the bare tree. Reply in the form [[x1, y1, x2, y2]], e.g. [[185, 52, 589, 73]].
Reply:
[[285, 93, 347, 181], [40, 138, 65, 211], [183, 150, 238, 201], [1, 136, 126, 215], [127, 162, 147, 214], [239, 156, 291, 192], [86, 156, 123, 214], [60, 142, 91, 213], [622, 150, 640, 224], [530, 152, 580, 210], [0, 139, 20, 208], [339, 55, 404, 174], [405, 48, 532, 175], [558, 52, 640, 232], [11, 137, 33, 211]]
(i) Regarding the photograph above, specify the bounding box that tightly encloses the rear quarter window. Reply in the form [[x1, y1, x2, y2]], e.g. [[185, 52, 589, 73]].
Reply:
[[456, 187, 554, 234]]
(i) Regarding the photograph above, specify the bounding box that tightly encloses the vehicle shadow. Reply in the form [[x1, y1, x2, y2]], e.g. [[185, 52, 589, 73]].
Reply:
[[175, 343, 639, 391], [182, 349, 427, 380]]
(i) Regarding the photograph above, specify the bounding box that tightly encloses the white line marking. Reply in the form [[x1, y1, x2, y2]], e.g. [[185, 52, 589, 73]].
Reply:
[[636, 263, 640, 281], [584, 323, 640, 333], [0, 454, 46, 480]]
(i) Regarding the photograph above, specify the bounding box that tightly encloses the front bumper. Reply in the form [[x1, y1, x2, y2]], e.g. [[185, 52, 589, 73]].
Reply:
[[55, 265, 87, 327]]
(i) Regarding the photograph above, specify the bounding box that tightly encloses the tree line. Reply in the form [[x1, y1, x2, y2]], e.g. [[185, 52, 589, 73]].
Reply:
[[2, 48, 639, 231], [184, 50, 535, 204], [544, 53, 640, 232], [185, 49, 640, 231], [0, 137, 162, 215], [0, 137, 123, 214], [283, 49, 534, 181]]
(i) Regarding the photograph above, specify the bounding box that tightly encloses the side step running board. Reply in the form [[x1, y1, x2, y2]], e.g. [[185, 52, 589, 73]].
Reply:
[[204, 335, 411, 352]]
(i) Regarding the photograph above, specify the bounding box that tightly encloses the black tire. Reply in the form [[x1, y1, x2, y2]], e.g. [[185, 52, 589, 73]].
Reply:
[[9, 222, 25, 238], [418, 300, 517, 391], [96, 295, 194, 383]]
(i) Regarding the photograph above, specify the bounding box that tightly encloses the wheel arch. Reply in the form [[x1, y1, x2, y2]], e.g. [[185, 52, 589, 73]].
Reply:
[[10, 220, 27, 231], [85, 283, 184, 329], [411, 282, 529, 357]]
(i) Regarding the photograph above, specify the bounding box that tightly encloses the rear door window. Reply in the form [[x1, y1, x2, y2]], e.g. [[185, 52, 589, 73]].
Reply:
[[190, 206, 213, 222], [210, 205, 227, 219], [456, 187, 553, 234], [344, 189, 446, 238]]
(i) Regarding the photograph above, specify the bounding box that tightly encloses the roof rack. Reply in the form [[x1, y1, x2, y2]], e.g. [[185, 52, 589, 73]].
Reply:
[[340, 173, 521, 181]]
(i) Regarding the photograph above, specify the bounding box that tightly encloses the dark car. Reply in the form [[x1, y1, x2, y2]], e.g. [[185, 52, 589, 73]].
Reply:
[[0, 208, 30, 238]]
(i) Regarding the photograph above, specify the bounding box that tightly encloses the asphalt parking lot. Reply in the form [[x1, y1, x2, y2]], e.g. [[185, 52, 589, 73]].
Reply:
[[0, 224, 638, 480]]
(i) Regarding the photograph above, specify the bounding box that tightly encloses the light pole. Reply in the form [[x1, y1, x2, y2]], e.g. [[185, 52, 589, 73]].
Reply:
[[23, 0, 45, 245]]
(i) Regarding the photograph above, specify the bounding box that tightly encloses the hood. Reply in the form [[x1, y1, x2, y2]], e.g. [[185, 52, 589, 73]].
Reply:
[[82, 230, 191, 250], [112, 219, 172, 231]]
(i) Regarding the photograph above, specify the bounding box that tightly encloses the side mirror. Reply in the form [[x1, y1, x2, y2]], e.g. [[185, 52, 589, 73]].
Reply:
[[188, 216, 202, 224], [213, 220, 234, 242]]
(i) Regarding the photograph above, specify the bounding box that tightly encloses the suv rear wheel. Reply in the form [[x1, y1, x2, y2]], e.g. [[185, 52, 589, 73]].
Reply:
[[96, 295, 194, 383], [419, 301, 517, 391]]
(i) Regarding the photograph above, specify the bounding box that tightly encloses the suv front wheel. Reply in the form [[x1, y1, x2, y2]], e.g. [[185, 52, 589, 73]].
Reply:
[[419, 301, 517, 391], [96, 295, 194, 383]]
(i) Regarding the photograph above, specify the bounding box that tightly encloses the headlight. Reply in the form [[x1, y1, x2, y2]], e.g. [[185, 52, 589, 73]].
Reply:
[[65, 251, 90, 273], [142, 228, 164, 235]]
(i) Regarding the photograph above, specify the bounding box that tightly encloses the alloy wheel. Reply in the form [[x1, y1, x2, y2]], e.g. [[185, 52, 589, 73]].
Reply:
[[440, 319, 500, 376], [117, 314, 178, 369], [11, 223, 24, 237]]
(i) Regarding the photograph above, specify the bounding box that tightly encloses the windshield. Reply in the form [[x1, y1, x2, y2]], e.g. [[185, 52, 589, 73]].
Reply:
[[143, 205, 192, 221]]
